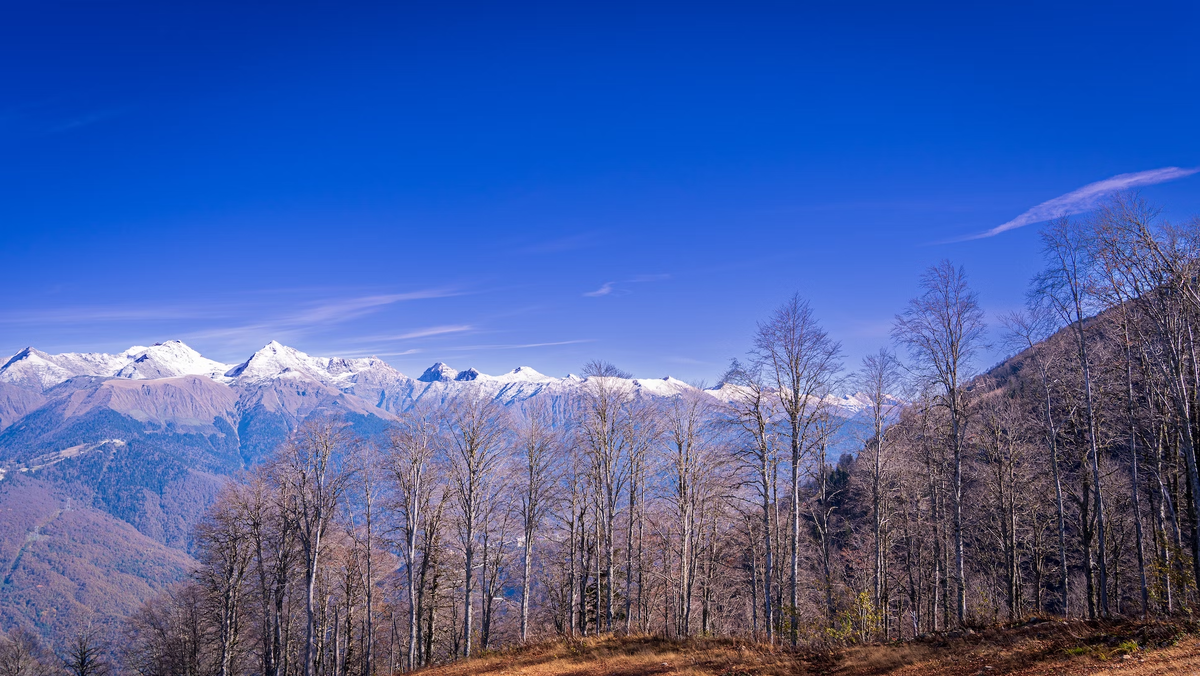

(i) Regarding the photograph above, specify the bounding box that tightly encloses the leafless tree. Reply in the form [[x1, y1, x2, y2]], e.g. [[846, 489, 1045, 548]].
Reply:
[[578, 360, 634, 633], [893, 261, 985, 626], [194, 485, 254, 676], [858, 348, 904, 630], [444, 389, 510, 658], [274, 417, 356, 676], [1089, 194, 1200, 599], [752, 294, 843, 643], [1033, 219, 1111, 617], [515, 399, 559, 642], [385, 404, 441, 669], [61, 629, 110, 676], [0, 628, 52, 676], [1002, 307, 1071, 617], [662, 390, 724, 636], [722, 359, 781, 643]]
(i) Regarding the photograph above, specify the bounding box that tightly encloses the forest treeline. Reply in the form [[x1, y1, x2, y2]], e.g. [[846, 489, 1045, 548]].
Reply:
[[4, 193, 1200, 676]]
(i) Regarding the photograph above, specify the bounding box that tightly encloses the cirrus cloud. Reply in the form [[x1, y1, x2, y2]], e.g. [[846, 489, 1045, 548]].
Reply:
[[963, 166, 1199, 240]]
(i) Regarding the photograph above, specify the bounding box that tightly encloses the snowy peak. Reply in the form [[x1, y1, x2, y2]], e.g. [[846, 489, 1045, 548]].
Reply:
[[115, 341, 231, 381], [0, 346, 135, 392], [226, 341, 321, 382], [1, 340, 232, 391], [418, 362, 458, 382], [0, 340, 771, 416], [494, 366, 553, 383], [225, 342, 403, 394]]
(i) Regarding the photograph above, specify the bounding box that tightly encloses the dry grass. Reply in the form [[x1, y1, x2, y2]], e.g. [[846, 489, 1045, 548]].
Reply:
[[411, 619, 1197, 676], [413, 635, 803, 676]]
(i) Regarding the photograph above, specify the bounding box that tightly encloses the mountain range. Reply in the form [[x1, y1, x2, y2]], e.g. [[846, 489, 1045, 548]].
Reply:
[[0, 340, 870, 641]]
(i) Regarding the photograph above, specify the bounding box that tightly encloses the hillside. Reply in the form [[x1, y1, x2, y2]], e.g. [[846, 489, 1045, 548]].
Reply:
[[0, 476, 196, 639], [411, 621, 1198, 676]]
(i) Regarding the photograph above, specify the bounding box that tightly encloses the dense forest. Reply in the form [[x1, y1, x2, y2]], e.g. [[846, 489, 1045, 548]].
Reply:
[[5, 193, 1200, 676]]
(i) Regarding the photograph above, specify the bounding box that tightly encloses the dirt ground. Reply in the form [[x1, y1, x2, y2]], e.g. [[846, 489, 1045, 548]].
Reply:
[[412, 619, 1199, 676]]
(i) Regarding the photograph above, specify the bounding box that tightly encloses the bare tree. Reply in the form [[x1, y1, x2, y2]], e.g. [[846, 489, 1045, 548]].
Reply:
[[893, 261, 985, 625], [238, 471, 295, 676], [662, 390, 724, 636], [275, 417, 356, 676], [516, 399, 558, 642], [444, 390, 510, 658], [858, 348, 904, 630], [1033, 219, 1110, 617], [723, 359, 780, 644], [624, 399, 660, 635], [344, 438, 382, 676], [194, 486, 254, 676], [752, 294, 843, 643], [0, 628, 52, 676], [61, 629, 110, 676], [1089, 195, 1200, 603], [1002, 307, 1071, 617], [385, 405, 441, 670], [578, 360, 634, 633]]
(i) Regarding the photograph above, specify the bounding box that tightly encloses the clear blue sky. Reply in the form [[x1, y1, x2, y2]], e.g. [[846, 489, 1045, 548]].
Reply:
[[2, 2, 1197, 382]]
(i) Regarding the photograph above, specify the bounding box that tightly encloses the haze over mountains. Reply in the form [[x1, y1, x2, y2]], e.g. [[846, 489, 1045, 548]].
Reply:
[[0, 339, 870, 640]]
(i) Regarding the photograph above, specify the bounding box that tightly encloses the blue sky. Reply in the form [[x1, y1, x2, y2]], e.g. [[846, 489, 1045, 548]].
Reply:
[[2, 2, 1197, 382]]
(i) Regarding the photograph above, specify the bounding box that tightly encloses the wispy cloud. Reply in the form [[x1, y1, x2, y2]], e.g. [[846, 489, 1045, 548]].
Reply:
[[294, 289, 460, 323], [517, 232, 601, 255], [963, 167, 1199, 240], [582, 274, 670, 298], [446, 339, 595, 351], [0, 287, 466, 359], [350, 325, 474, 342], [0, 288, 458, 328], [584, 282, 615, 297], [331, 348, 423, 358], [0, 304, 239, 325]]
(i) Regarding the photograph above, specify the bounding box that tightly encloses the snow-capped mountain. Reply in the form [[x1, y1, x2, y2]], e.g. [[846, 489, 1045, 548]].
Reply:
[[0, 341, 233, 392], [0, 339, 728, 513], [0, 346, 145, 392], [0, 339, 879, 425], [224, 340, 390, 387], [114, 340, 232, 381]]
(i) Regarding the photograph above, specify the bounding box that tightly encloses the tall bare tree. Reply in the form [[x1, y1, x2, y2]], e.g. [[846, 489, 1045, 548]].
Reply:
[[1002, 307, 1071, 617], [1089, 194, 1200, 600], [752, 294, 843, 644], [662, 390, 723, 636], [723, 359, 780, 644], [578, 360, 634, 632], [385, 405, 441, 670], [858, 348, 904, 629], [1034, 219, 1110, 617], [893, 261, 985, 625], [275, 417, 355, 676], [516, 399, 558, 642], [0, 628, 52, 676], [444, 390, 510, 658], [194, 486, 254, 676]]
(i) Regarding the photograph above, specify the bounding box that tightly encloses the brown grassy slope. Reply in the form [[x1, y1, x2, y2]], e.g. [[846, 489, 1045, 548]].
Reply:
[[413, 620, 1195, 676]]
